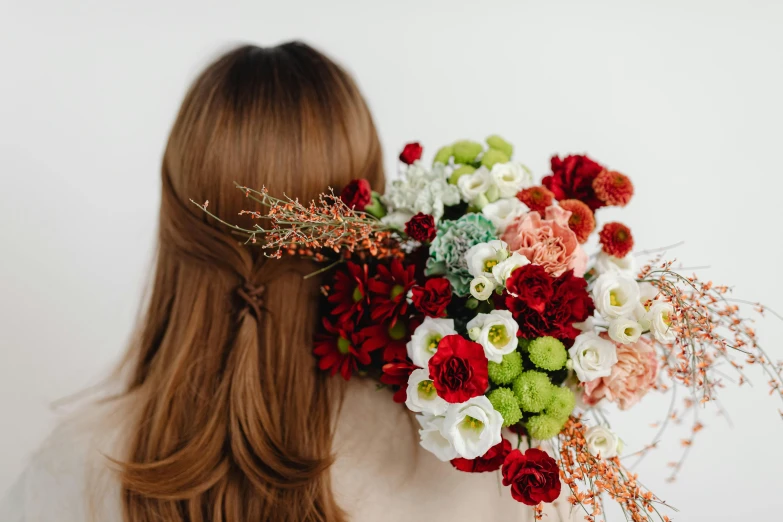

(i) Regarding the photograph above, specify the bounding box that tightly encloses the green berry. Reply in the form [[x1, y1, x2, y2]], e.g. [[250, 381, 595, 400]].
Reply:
[[528, 336, 568, 371], [452, 140, 483, 164], [433, 145, 453, 165], [546, 386, 576, 421], [488, 388, 522, 427], [488, 351, 523, 385], [486, 135, 513, 158], [480, 149, 510, 169], [448, 165, 476, 185], [512, 370, 553, 413], [526, 412, 566, 440]]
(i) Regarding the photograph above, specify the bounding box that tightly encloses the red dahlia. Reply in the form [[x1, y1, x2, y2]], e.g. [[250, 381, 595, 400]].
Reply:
[[411, 277, 452, 318], [328, 262, 370, 322], [516, 185, 554, 215], [405, 212, 437, 242], [451, 439, 511, 473], [399, 142, 424, 165], [599, 222, 634, 258], [558, 199, 595, 244], [313, 318, 375, 380], [428, 334, 489, 403], [340, 179, 372, 210], [542, 154, 606, 211], [502, 448, 562, 505], [380, 361, 419, 403], [593, 169, 634, 207], [368, 259, 416, 323]]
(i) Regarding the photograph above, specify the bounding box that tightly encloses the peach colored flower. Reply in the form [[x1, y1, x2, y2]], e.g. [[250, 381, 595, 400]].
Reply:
[[582, 336, 659, 410], [502, 205, 587, 277]]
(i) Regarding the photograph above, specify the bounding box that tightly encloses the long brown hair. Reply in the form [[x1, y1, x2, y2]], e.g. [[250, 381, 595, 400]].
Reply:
[[117, 43, 383, 522]]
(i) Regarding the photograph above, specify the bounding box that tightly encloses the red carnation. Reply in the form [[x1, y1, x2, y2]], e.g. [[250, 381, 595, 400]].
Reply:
[[593, 170, 634, 207], [542, 154, 606, 211], [516, 185, 554, 215], [405, 212, 437, 242], [327, 262, 370, 322], [599, 222, 634, 258], [368, 259, 416, 323], [340, 179, 372, 211], [313, 318, 377, 380], [399, 142, 424, 164], [362, 319, 413, 362], [451, 439, 511, 473], [380, 361, 418, 403], [558, 199, 595, 244], [506, 264, 554, 314], [428, 334, 488, 403], [502, 448, 561, 505], [411, 277, 452, 318]]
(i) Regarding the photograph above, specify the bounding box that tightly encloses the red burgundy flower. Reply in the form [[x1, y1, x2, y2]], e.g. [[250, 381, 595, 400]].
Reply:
[[405, 212, 437, 242], [543, 154, 606, 211], [380, 361, 419, 403], [411, 277, 452, 318], [428, 334, 488, 403], [314, 318, 376, 380], [502, 448, 562, 505], [599, 222, 634, 258], [506, 264, 553, 314], [327, 262, 370, 322], [368, 259, 416, 323], [451, 439, 511, 473], [399, 142, 424, 164], [361, 318, 415, 362], [340, 179, 372, 211]]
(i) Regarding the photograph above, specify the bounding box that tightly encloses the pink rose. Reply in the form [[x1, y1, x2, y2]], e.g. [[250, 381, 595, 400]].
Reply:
[[582, 336, 659, 410], [502, 205, 587, 277]]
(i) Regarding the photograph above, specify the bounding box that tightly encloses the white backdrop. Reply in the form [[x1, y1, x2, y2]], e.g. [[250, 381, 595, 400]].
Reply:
[[2, 1, 782, 520]]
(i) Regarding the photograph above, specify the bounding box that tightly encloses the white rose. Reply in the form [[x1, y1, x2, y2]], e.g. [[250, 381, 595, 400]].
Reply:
[[417, 414, 458, 462], [464, 240, 509, 283], [407, 317, 457, 368], [490, 162, 532, 198], [585, 425, 622, 458], [469, 276, 496, 301], [442, 396, 503, 459], [568, 332, 618, 383], [607, 317, 643, 345], [592, 273, 641, 319], [481, 197, 528, 233], [466, 309, 519, 363], [491, 252, 530, 288], [594, 251, 637, 276], [405, 368, 449, 416], [457, 167, 492, 202], [646, 301, 676, 344]]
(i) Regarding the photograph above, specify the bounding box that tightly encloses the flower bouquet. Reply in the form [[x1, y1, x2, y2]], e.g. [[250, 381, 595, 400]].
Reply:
[[196, 136, 782, 521]]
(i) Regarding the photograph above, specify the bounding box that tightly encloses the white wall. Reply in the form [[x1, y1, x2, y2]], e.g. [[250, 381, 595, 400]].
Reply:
[[1, 1, 782, 520]]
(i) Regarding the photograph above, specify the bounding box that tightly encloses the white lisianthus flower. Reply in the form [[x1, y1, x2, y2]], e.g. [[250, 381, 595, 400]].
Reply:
[[457, 167, 492, 202], [490, 162, 532, 198], [593, 251, 637, 276], [568, 332, 618, 382], [634, 282, 660, 330], [592, 273, 641, 319], [607, 317, 643, 345], [405, 368, 449, 416], [645, 301, 677, 344], [407, 317, 457, 368], [481, 197, 528, 233], [469, 276, 496, 301], [417, 414, 458, 462], [585, 425, 622, 458], [491, 252, 530, 288], [466, 309, 519, 363], [464, 240, 509, 283], [380, 210, 414, 231], [442, 396, 503, 459]]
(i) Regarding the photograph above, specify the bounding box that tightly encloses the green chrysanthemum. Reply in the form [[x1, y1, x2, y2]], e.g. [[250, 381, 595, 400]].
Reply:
[[452, 140, 483, 164], [425, 213, 497, 296], [481, 149, 510, 169], [488, 351, 523, 385], [486, 135, 513, 158], [433, 145, 453, 165], [512, 370, 553, 413], [528, 336, 568, 371], [488, 388, 522, 427], [526, 412, 567, 440], [448, 165, 476, 185], [545, 386, 576, 421]]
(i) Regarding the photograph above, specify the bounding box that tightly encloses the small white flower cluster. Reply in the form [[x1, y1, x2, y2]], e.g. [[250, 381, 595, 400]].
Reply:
[[456, 162, 532, 232], [464, 240, 530, 301], [381, 161, 460, 226]]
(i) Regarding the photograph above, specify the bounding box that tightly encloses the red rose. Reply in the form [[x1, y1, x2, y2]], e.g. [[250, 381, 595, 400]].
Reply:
[[399, 142, 423, 164], [428, 335, 488, 403], [506, 264, 553, 313], [340, 179, 372, 210], [501, 448, 561, 506], [451, 439, 511, 473], [542, 154, 606, 211], [411, 277, 452, 317], [405, 212, 437, 242]]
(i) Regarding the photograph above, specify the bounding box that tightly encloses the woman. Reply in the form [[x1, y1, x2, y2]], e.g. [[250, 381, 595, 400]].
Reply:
[[0, 43, 574, 521]]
